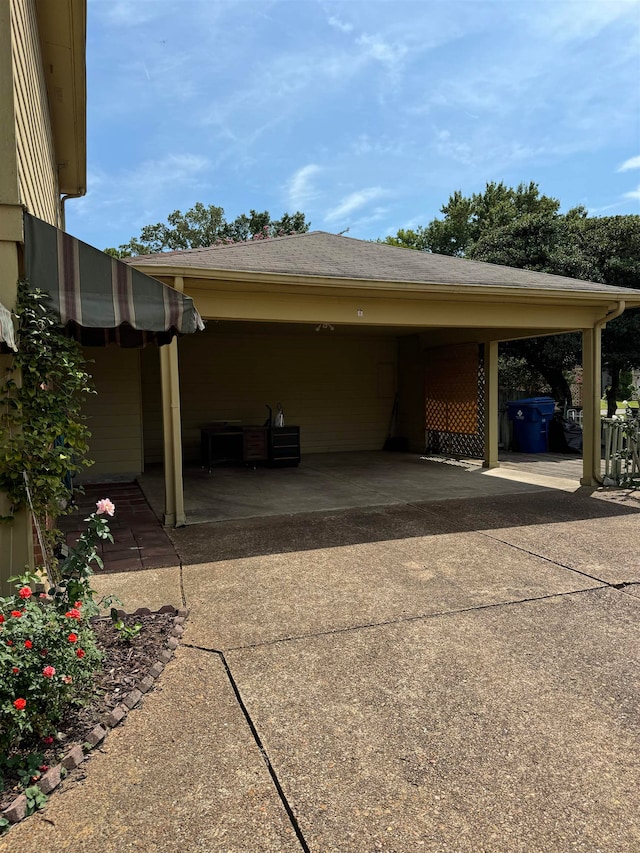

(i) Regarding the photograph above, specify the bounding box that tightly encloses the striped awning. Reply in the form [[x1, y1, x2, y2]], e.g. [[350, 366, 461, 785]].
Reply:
[[24, 213, 204, 347]]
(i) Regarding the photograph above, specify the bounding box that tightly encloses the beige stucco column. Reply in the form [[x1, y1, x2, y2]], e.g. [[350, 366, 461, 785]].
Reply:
[[580, 326, 601, 486], [159, 276, 186, 527], [483, 340, 499, 468]]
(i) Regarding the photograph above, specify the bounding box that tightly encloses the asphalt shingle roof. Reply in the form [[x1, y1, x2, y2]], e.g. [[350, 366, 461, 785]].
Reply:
[[129, 231, 635, 297]]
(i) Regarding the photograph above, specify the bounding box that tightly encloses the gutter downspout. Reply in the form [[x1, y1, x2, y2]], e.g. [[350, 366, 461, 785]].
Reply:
[[588, 300, 625, 486], [60, 191, 86, 232]]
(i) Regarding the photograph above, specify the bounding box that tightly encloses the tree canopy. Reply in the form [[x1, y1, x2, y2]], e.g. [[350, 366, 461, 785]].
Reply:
[[384, 182, 640, 410], [105, 203, 310, 258]]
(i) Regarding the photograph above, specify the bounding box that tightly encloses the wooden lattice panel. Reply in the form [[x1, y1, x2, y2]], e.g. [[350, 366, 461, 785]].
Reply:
[[425, 344, 479, 435]]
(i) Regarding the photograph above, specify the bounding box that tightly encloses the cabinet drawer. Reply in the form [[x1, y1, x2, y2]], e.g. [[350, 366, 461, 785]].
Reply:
[[242, 428, 268, 461]]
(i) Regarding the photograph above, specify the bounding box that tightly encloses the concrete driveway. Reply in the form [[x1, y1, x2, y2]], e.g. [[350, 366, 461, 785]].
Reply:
[[4, 486, 639, 852]]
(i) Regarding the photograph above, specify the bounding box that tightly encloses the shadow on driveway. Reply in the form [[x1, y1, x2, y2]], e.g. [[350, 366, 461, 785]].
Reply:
[[168, 487, 640, 569]]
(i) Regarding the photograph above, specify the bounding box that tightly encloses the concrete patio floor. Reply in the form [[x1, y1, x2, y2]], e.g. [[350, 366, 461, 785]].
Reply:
[[139, 450, 585, 527], [5, 484, 639, 852]]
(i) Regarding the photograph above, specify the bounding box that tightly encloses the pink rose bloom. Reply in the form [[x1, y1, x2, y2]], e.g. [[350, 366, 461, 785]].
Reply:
[[42, 666, 56, 678], [96, 498, 115, 516]]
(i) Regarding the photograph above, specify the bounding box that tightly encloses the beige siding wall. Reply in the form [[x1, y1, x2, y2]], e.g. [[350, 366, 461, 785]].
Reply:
[[79, 346, 143, 480], [141, 327, 398, 465], [141, 345, 162, 465], [11, 0, 60, 225]]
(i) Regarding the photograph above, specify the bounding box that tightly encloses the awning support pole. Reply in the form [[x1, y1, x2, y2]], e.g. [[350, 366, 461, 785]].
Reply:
[[483, 340, 499, 469], [160, 277, 186, 527]]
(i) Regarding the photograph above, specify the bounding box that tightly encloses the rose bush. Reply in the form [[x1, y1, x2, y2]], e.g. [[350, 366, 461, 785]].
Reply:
[[0, 501, 115, 782]]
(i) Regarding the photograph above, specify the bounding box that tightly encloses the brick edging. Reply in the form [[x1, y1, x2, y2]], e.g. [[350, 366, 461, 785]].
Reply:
[[2, 606, 189, 826]]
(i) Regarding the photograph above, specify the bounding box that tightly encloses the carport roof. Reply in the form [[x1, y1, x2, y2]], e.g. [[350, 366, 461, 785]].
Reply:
[[127, 231, 640, 301]]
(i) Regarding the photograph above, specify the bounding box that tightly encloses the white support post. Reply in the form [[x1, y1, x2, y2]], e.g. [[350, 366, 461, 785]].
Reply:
[[483, 340, 499, 469]]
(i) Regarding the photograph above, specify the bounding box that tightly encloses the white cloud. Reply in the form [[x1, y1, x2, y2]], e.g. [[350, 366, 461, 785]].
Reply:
[[618, 155, 640, 172], [356, 33, 408, 67], [325, 187, 387, 223], [586, 200, 628, 215], [522, 0, 636, 42], [126, 153, 210, 191], [434, 130, 475, 167], [287, 164, 322, 208], [623, 185, 640, 201], [328, 15, 353, 34]]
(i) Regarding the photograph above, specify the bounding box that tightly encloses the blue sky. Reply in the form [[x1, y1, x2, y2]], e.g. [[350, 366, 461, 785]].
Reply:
[[68, 0, 640, 252]]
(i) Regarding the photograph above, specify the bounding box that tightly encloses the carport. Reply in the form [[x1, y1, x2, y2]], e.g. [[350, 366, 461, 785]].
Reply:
[[121, 232, 640, 526]]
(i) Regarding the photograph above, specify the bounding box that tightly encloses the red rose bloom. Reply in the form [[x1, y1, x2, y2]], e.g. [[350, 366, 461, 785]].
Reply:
[[65, 608, 81, 620], [0, 614, 4, 623], [12, 667, 19, 674], [7, 640, 13, 646], [18, 586, 32, 599], [24, 640, 33, 649], [67, 633, 78, 643], [74, 601, 82, 609], [13, 698, 26, 710], [10, 610, 23, 618], [76, 648, 85, 659], [42, 736, 54, 745], [42, 665, 56, 678]]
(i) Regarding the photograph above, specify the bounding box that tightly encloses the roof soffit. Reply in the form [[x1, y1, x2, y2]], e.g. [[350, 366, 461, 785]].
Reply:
[[35, 0, 86, 196]]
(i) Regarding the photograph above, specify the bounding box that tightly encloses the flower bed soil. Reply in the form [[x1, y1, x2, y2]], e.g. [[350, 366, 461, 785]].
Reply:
[[0, 611, 177, 814]]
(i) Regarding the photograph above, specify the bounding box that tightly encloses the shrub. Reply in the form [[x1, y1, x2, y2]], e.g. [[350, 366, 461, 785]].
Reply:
[[0, 588, 102, 753], [0, 501, 115, 773], [0, 282, 94, 577]]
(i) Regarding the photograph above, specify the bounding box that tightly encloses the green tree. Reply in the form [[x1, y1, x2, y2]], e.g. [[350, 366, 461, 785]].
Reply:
[[472, 212, 640, 412], [105, 203, 310, 257], [384, 182, 564, 256], [384, 183, 640, 411]]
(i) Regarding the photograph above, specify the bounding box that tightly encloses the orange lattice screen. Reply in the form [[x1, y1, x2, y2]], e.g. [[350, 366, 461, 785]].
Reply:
[[425, 344, 480, 435]]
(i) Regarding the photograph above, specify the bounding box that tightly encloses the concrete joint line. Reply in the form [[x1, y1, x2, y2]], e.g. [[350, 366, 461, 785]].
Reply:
[[207, 589, 608, 655], [178, 560, 187, 607], [218, 649, 311, 853], [477, 529, 625, 588], [180, 642, 309, 850]]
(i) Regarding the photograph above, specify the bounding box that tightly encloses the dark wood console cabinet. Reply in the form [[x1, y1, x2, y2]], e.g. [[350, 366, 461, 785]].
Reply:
[[200, 424, 300, 470], [269, 426, 300, 467]]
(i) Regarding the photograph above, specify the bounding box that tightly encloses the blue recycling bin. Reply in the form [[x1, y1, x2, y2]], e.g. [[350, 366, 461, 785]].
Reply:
[[507, 397, 556, 452]]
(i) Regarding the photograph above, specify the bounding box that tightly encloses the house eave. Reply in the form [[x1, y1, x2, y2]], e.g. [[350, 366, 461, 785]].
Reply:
[[36, 0, 87, 197], [132, 263, 640, 308]]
